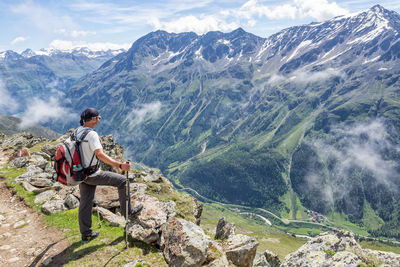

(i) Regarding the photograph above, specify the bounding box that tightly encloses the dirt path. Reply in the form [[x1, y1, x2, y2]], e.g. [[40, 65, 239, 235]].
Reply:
[[0, 151, 70, 266]]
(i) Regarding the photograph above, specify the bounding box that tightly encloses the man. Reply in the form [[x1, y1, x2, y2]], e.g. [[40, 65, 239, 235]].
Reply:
[[76, 108, 143, 244]]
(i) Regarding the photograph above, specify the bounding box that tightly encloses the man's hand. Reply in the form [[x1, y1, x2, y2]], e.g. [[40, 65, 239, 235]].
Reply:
[[120, 162, 131, 171]]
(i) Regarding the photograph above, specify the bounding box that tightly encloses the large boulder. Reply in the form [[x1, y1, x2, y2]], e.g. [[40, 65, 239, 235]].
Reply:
[[9, 157, 29, 168], [41, 144, 56, 158], [224, 234, 258, 267], [126, 194, 174, 244], [34, 190, 56, 204], [94, 184, 140, 209], [160, 217, 211, 267], [100, 135, 124, 173], [263, 249, 280, 267], [96, 206, 125, 227], [215, 217, 235, 240], [42, 200, 68, 214], [281, 230, 400, 267], [253, 252, 270, 267]]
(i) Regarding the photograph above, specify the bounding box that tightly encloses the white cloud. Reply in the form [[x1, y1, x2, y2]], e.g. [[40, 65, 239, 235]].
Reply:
[[149, 15, 238, 34], [11, 1, 78, 33], [0, 79, 18, 113], [56, 29, 96, 38], [290, 68, 344, 82], [18, 97, 76, 129], [268, 68, 344, 84], [11, 36, 28, 45], [234, 0, 349, 23], [49, 39, 131, 51], [304, 119, 400, 206], [132, 101, 163, 123]]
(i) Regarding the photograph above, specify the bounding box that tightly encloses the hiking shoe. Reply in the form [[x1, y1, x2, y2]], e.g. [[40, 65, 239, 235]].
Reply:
[[82, 231, 99, 244], [128, 204, 143, 220]]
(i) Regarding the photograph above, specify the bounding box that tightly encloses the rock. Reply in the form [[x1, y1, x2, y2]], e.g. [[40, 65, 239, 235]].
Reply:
[[64, 194, 80, 209], [126, 194, 172, 244], [0, 245, 11, 250], [215, 217, 235, 240], [29, 154, 48, 169], [96, 207, 125, 227], [42, 200, 68, 214], [32, 151, 51, 161], [7, 257, 20, 263], [13, 220, 27, 228], [41, 144, 56, 157], [281, 230, 400, 267], [10, 157, 29, 168], [160, 217, 210, 267], [193, 199, 203, 226], [100, 135, 124, 173], [253, 252, 270, 267], [263, 249, 280, 267], [34, 190, 56, 204], [42, 257, 53, 266], [224, 234, 258, 267], [94, 186, 123, 209], [143, 171, 164, 183], [0, 214, 4, 221], [29, 177, 54, 187], [14, 165, 43, 182], [21, 181, 41, 192], [204, 241, 229, 267]]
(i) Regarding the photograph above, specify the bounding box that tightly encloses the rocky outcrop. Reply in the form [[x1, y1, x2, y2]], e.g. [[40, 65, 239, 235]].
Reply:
[[281, 229, 400, 267], [160, 217, 211, 267], [224, 234, 258, 267], [215, 217, 235, 240]]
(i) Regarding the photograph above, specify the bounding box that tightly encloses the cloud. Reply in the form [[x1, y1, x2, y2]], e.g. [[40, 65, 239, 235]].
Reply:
[[149, 15, 238, 34], [290, 68, 344, 82], [232, 0, 349, 23], [49, 39, 131, 51], [56, 29, 96, 38], [0, 79, 19, 113], [18, 97, 76, 129], [132, 101, 163, 123], [11, 1, 78, 33], [11, 36, 28, 45], [268, 68, 344, 84], [304, 119, 400, 206]]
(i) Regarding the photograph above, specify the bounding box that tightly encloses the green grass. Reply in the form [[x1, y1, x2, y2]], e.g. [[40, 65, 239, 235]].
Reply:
[[29, 140, 58, 153], [362, 202, 384, 231], [201, 203, 307, 259], [44, 209, 166, 266], [360, 240, 400, 254], [1, 164, 166, 266], [327, 211, 370, 236]]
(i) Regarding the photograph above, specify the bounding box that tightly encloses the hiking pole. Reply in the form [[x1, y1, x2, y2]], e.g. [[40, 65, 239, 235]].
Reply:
[[125, 160, 130, 248]]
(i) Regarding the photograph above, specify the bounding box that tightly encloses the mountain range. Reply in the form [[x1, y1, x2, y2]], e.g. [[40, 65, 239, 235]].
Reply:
[[0, 47, 126, 116], [3, 5, 400, 238]]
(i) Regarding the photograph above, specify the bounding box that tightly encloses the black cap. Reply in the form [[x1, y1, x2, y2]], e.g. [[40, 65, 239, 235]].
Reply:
[[80, 108, 99, 126]]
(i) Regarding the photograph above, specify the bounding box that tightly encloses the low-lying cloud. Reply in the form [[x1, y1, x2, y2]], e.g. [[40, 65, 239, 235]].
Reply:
[[18, 97, 76, 129], [268, 68, 344, 84], [0, 79, 19, 113], [124, 101, 163, 126], [304, 119, 400, 206]]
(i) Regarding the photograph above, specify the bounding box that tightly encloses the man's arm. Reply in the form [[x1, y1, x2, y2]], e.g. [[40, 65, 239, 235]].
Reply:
[[94, 148, 131, 171]]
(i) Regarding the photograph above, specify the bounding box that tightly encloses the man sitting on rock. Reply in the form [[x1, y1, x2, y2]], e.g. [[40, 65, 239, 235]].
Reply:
[[77, 108, 143, 244]]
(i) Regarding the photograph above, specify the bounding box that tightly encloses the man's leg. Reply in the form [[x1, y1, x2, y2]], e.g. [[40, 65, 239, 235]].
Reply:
[[84, 171, 136, 218], [79, 182, 96, 237]]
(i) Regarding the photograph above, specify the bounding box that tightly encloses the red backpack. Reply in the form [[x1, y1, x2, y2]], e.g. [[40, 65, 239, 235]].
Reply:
[[54, 128, 99, 186]]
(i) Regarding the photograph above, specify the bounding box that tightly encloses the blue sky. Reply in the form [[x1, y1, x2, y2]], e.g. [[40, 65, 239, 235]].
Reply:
[[1, 0, 399, 52]]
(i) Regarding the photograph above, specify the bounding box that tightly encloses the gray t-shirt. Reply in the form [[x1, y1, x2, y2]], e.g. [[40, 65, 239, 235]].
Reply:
[[75, 126, 102, 174]]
